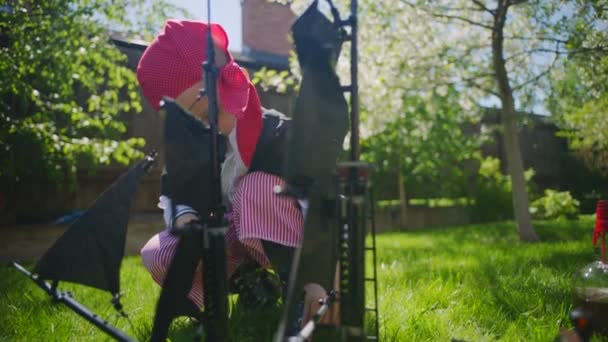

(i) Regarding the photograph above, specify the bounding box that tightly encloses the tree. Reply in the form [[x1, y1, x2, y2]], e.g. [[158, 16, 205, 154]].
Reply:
[[551, 58, 608, 176], [0, 0, 188, 219], [398, 1, 607, 241], [268, 0, 606, 241], [361, 87, 482, 224], [547, 3, 608, 176], [488, 0, 538, 241]]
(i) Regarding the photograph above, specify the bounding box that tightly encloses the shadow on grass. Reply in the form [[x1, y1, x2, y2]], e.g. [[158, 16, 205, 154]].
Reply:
[[115, 299, 283, 341], [534, 218, 592, 242], [538, 249, 595, 274]]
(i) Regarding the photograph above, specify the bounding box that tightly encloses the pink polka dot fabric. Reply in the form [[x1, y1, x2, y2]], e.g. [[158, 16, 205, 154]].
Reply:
[[219, 62, 262, 168], [136, 19, 262, 167], [136, 19, 228, 112]]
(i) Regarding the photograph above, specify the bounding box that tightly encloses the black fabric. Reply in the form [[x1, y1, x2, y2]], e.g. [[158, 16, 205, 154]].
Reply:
[[262, 240, 295, 286], [228, 258, 283, 310], [227, 242, 294, 311], [151, 228, 203, 342], [292, 0, 343, 70], [283, 1, 349, 195], [162, 98, 226, 215], [284, 0, 347, 291], [248, 109, 291, 177], [151, 99, 225, 341], [277, 2, 349, 338], [34, 156, 153, 294]]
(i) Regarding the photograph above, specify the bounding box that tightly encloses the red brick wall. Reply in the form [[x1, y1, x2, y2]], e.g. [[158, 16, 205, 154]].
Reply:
[[242, 0, 294, 56]]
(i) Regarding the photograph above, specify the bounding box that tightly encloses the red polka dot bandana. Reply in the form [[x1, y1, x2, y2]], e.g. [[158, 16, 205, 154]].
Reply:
[[136, 19, 262, 167]]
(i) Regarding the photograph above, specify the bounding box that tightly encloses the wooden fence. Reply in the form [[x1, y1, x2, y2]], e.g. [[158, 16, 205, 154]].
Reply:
[[1, 204, 471, 264]]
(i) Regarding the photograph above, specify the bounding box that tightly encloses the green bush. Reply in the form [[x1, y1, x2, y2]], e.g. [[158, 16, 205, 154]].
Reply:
[[471, 157, 536, 222], [530, 189, 580, 220]]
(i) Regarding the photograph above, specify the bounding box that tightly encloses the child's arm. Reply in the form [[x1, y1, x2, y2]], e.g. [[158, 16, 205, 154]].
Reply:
[[159, 168, 199, 230]]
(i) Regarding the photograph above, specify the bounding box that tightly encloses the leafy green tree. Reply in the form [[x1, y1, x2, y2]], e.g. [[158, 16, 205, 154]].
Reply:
[[361, 88, 482, 215], [547, 4, 608, 176], [0, 0, 188, 218]]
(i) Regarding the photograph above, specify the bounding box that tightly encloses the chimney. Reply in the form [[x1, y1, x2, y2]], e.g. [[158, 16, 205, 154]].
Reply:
[[241, 0, 294, 67]]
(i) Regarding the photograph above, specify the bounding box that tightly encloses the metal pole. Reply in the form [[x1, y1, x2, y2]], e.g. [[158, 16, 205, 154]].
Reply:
[[350, 0, 359, 161], [13, 263, 135, 342], [201, 1, 229, 340]]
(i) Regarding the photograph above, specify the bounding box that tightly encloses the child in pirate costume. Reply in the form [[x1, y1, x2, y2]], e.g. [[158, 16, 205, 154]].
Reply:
[[137, 19, 333, 324]]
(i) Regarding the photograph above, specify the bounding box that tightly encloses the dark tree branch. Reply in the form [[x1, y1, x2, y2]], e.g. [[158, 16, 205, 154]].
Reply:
[[512, 53, 559, 90], [504, 35, 569, 44], [403, 72, 499, 98], [470, 0, 496, 15], [401, 0, 494, 30], [444, 73, 499, 97], [505, 47, 569, 61], [437, 4, 490, 13], [569, 45, 608, 56], [467, 82, 500, 97], [430, 12, 494, 30], [462, 43, 493, 57], [503, 39, 608, 61], [508, 0, 528, 5]]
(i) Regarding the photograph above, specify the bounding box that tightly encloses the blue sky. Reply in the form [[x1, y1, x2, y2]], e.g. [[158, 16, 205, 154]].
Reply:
[[168, 0, 242, 52]]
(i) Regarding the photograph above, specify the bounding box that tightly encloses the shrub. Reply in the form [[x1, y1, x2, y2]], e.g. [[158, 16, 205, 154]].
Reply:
[[471, 157, 536, 222], [530, 189, 580, 220]]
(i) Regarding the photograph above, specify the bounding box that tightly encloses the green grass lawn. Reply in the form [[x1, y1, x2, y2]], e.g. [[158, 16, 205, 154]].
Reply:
[[0, 216, 600, 341]]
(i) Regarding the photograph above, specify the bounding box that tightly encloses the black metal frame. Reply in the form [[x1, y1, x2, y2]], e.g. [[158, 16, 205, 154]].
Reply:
[[149, 3, 230, 340], [13, 262, 135, 342], [336, 162, 368, 341], [198, 0, 230, 338], [286, 0, 383, 340], [11, 152, 157, 342], [325, 0, 369, 339]]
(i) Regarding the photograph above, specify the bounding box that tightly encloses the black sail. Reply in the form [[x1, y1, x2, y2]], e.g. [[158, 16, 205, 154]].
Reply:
[[278, 1, 350, 338], [162, 98, 224, 214], [284, 0, 349, 294], [151, 98, 224, 341], [283, 0, 349, 195], [34, 155, 154, 294]]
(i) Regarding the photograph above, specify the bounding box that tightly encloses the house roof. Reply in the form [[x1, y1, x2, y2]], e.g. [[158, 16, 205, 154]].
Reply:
[[110, 34, 289, 71]]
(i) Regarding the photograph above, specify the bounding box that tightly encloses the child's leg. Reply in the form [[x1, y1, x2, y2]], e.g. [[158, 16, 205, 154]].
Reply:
[[140, 229, 204, 307], [226, 171, 303, 274], [262, 240, 295, 290]]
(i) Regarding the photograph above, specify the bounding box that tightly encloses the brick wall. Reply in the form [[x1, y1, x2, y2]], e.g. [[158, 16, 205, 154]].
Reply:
[[242, 0, 294, 57]]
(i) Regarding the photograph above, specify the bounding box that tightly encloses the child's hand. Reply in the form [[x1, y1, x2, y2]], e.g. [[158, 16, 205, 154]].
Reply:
[[174, 212, 198, 227], [158, 195, 199, 230]]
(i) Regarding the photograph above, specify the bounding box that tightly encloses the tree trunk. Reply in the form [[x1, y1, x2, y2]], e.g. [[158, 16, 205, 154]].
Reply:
[[491, 0, 539, 242], [398, 167, 407, 229]]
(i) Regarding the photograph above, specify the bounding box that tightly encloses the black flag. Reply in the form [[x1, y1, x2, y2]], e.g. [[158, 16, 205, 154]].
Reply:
[[162, 98, 225, 214], [284, 0, 349, 294], [34, 155, 155, 294], [283, 0, 349, 195], [277, 1, 349, 338], [150, 98, 227, 341]]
